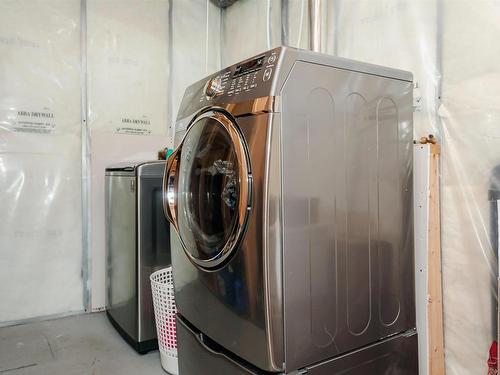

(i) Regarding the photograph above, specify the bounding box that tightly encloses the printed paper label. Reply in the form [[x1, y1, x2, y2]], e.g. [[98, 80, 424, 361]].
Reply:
[[114, 116, 152, 135], [0, 108, 58, 134]]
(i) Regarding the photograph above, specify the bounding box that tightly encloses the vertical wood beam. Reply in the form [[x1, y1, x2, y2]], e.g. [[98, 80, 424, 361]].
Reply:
[[428, 143, 445, 374]]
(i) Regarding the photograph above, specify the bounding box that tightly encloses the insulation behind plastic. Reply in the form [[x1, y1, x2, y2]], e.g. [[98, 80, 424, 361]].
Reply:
[[170, 0, 221, 131], [0, 0, 84, 323], [440, 2, 500, 373], [86, 0, 170, 310]]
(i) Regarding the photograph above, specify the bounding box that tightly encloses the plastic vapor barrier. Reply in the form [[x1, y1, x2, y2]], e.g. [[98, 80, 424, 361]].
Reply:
[[170, 0, 221, 140], [221, 0, 281, 66], [0, 0, 84, 323], [87, 0, 169, 137], [0, 0, 172, 320], [440, 2, 500, 374], [86, 0, 170, 310]]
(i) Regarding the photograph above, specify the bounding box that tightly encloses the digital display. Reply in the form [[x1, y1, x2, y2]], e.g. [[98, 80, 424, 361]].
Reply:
[[233, 55, 265, 77]]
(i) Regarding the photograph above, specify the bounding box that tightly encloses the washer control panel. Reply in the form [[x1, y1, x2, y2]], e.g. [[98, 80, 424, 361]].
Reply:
[[197, 48, 280, 104]]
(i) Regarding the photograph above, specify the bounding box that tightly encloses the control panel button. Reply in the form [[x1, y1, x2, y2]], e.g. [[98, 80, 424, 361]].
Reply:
[[263, 68, 273, 82], [268, 54, 277, 64], [205, 76, 223, 98]]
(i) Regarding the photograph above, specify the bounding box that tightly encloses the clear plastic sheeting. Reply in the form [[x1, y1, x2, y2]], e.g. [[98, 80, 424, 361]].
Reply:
[[0, 0, 172, 319], [87, 0, 169, 136], [440, 2, 500, 373], [170, 0, 221, 135], [333, 1, 439, 136], [0, 0, 83, 322], [221, 0, 281, 66], [285, 0, 310, 50], [86, 0, 170, 310]]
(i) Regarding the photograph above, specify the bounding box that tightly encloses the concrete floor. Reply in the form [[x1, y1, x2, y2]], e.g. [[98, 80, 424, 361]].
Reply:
[[0, 313, 166, 375]]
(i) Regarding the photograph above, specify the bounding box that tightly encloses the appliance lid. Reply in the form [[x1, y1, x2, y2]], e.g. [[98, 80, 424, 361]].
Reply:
[[106, 160, 165, 177]]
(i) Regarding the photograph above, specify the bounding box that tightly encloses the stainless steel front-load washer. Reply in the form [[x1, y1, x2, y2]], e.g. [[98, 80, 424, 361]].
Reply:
[[164, 47, 417, 374]]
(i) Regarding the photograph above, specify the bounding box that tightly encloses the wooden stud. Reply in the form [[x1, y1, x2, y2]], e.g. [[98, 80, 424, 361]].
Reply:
[[428, 143, 445, 374]]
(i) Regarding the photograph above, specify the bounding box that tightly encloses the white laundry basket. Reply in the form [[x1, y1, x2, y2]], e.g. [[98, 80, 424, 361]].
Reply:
[[150, 267, 178, 374]]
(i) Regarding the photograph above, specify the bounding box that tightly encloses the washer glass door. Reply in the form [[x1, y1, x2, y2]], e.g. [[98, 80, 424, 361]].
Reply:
[[176, 111, 251, 269]]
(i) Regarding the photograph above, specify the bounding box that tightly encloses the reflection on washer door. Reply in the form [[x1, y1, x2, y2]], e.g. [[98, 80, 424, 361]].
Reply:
[[213, 160, 237, 210], [177, 118, 241, 262]]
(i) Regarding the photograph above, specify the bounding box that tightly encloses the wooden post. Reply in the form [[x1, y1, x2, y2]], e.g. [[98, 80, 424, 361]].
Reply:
[[427, 143, 445, 374]]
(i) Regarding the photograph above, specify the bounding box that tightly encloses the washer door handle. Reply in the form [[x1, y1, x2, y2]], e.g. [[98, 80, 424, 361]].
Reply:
[[163, 145, 181, 230]]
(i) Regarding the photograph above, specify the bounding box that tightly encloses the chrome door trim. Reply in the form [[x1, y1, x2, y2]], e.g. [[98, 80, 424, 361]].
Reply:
[[163, 147, 180, 228], [163, 108, 253, 270]]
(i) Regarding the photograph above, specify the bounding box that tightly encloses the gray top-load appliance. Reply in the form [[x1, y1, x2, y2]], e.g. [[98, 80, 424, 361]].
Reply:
[[164, 46, 417, 374], [105, 161, 171, 354]]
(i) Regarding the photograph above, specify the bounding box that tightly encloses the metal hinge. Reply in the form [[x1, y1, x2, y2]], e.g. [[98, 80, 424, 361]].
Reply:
[[413, 81, 422, 113]]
